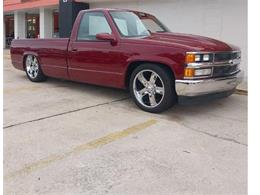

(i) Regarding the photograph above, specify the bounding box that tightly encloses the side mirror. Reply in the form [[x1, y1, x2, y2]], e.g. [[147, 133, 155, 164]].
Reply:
[[96, 33, 117, 44]]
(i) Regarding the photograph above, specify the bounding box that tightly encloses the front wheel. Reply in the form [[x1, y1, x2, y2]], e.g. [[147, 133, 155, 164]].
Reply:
[[25, 55, 47, 82], [129, 64, 177, 113]]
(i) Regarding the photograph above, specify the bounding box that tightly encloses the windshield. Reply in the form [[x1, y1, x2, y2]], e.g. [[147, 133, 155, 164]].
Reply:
[[110, 11, 170, 37]]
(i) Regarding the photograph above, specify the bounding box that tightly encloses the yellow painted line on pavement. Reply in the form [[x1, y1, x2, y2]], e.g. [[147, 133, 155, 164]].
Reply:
[[5, 119, 157, 180], [235, 89, 248, 96]]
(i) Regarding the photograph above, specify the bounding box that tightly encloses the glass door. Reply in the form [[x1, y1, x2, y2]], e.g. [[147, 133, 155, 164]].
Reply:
[[26, 14, 39, 38]]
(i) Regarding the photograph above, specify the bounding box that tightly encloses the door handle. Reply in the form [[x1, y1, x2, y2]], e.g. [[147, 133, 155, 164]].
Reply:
[[72, 48, 78, 52]]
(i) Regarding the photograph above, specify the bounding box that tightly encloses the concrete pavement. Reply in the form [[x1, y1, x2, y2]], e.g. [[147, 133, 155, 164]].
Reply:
[[3, 50, 247, 195]]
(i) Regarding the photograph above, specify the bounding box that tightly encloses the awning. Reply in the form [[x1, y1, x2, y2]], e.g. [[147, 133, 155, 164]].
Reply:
[[4, 0, 59, 12]]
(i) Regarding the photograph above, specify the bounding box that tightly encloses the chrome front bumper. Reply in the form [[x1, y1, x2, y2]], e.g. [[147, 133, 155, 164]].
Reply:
[[175, 70, 243, 97]]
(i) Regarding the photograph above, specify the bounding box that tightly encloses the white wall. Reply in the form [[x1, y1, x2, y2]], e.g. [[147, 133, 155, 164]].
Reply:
[[90, 0, 248, 88]]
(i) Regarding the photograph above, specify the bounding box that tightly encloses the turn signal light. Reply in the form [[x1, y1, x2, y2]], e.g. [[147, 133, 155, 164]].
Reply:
[[185, 54, 195, 63], [184, 68, 195, 77], [185, 53, 213, 63]]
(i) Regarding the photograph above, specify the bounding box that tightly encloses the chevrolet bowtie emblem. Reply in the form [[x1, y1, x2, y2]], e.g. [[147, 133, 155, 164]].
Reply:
[[229, 60, 234, 64]]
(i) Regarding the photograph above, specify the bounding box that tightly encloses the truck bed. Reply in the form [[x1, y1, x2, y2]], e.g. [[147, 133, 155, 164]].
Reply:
[[11, 38, 70, 79]]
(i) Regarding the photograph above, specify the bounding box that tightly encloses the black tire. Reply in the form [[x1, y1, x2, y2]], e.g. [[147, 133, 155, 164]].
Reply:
[[129, 63, 177, 113], [24, 55, 47, 82]]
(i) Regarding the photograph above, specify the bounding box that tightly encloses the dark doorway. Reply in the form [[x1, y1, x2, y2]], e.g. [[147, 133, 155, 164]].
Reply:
[[53, 10, 59, 38], [4, 15, 14, 48]]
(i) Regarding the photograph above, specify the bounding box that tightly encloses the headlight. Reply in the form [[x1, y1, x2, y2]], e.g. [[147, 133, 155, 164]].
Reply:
[[194, 68, 212, 76], [184, 67, 212, 77], [202, 54, 210, 61], [185, 53, 213, 63]]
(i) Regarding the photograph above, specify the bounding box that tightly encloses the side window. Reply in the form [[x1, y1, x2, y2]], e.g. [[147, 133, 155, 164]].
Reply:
[[114, 18, 128, 36], [77, 12, 112, 40], [136, 19, 148, 34]]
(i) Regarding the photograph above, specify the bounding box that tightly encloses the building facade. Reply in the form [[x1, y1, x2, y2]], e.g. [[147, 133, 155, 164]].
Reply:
[[3, 0, 247, 87], [4, 0, 61, 47]]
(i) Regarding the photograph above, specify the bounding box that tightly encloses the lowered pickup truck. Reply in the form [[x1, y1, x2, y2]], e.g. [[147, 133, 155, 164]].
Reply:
[[11, 8, 242, 113]]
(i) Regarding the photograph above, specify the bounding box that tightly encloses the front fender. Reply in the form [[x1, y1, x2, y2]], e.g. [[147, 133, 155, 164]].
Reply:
[[125, 55, 183, 80]]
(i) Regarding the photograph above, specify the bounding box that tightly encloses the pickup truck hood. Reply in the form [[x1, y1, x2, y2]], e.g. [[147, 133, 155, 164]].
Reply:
[[143, 32, 236, 52]]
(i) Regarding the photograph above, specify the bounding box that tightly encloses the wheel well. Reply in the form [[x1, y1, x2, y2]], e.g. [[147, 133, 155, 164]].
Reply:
[[125, 61, 176, 88], [23, 55, 28, 70]]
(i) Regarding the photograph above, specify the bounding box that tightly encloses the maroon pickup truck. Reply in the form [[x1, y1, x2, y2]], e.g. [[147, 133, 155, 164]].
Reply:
[[11, 8, 242, 113]]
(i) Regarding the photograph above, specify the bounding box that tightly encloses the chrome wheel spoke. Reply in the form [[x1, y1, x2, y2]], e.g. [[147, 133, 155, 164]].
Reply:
[[29, 66, 33, 76], [26, 55, 32, 65], [149, 72, 157, 84], [155, 87, 164, 95], [34, 70, 38, 77], [26, 65, 30, 72], [30, 66, 34, 74], [137, 73, 148, 86], [138, 88, 148, 97], [149, 94, 157, 106], [32, 57, 37, 66]]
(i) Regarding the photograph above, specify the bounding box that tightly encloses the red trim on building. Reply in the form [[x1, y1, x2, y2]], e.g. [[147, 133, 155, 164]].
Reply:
[[4, 0, 59, 12], [4, 0, 21, 6]]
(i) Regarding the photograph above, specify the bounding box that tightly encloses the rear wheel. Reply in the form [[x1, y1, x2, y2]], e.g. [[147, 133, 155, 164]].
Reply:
[[25, 55, 47, 82], [129, 64, 177, 113]]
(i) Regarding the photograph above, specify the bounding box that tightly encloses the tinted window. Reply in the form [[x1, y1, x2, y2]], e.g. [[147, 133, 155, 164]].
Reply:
[[77, 12, 112, 40]]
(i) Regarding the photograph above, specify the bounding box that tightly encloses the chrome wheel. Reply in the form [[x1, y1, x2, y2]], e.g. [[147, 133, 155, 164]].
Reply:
[[26, 55, 39, 79], [133, 69, 165, 108]]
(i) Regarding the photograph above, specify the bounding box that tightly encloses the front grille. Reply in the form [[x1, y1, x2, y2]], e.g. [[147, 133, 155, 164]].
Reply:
[[211, 51, 240, 77], [214, 52, 240, 63], [185, 51, 241, 79], [212, 65, 238, 77]]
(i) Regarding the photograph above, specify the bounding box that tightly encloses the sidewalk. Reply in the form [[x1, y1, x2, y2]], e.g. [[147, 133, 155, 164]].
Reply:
[[3, 49, 10, 58]]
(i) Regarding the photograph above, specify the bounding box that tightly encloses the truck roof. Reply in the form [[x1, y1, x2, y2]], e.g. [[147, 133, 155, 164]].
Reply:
[[80, 8, 150, 15]]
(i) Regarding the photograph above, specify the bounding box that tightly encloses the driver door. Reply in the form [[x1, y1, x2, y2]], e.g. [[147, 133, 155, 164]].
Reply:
[[68, 11, 123, 87]]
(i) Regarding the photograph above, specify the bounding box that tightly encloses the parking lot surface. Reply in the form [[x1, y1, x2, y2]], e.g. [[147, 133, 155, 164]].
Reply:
[[4, 50, 247, 195]]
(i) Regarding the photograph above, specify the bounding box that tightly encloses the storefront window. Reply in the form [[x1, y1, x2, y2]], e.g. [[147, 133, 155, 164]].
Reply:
[[53, 11, 59, 38], [26, 14, 39, 38]]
